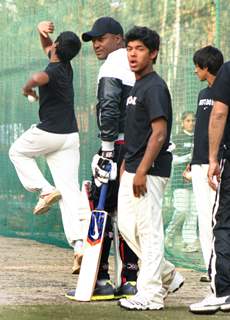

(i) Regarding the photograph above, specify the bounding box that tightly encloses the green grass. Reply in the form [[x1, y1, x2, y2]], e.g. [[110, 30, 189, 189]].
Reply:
[[0, 305, 230, 320]]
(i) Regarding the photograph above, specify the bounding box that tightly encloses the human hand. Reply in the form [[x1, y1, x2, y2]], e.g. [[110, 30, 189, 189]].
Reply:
[[22, 87, 39, 100], [91, 154, 117, 187], [133, 170, 147, 198], [37, 21, 54, 38], [208, 160, 220, 191], [183, 164, 192, 182]]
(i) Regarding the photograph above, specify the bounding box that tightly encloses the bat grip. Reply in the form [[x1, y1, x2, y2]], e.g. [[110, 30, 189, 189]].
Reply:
[[96, 164, 111, 210], [96, 183, 108, 210]]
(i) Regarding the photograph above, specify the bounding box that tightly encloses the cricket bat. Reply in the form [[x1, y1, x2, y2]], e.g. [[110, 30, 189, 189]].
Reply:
[[74, 181, 109, 301]]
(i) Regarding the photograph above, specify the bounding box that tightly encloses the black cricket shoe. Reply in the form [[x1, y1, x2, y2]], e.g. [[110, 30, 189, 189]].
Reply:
[[91, 280, 115, 301], [114, 281, 137, 299]]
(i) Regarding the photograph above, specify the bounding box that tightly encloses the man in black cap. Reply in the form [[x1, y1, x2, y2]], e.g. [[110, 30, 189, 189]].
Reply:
[[68, 16, 139, 301], [9, 21, 84, 270]]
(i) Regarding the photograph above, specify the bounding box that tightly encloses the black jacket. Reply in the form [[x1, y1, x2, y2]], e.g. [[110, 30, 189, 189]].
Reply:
[[96, 48, 135, 142]]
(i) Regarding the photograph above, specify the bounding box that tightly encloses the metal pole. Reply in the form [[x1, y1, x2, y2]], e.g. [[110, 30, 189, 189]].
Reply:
[[215, 0, 220, 48]]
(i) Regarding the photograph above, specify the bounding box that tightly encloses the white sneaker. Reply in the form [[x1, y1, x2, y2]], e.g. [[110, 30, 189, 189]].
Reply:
[[118, 294, 163, 311], [33, 189, 61, 215], [189, 294, 230, 314], [161, 270, 184, 299]]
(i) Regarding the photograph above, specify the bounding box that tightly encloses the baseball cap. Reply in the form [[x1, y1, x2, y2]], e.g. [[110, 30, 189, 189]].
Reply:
[[82, 16, 123, 42], [55, 31, 81, 61]]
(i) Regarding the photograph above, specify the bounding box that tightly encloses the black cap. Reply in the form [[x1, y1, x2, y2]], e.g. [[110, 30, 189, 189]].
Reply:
[[82, 16, 123, 42], [55, 31, 81, 61]]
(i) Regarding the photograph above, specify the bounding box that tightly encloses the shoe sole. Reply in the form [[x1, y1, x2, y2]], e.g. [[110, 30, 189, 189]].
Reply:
[[33, 192, 61, 215], [170, 280, 184, 294], [65, 292, 115, 302], [200, 277, 211, 283], [91, 295, 115, 301], [33, 205, 50, 215], [65, 293, 77, 301], [118, 302, 163, 311], [114, 294, 135, 300], [190, 304, 230, 315]]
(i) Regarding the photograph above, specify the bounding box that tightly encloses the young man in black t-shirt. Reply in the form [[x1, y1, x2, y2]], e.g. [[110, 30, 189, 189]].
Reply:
[[9, 21, 83, 270], [184, 46, 223, 283], [117, 26, 184, 311], [190, 61, 230, 314]]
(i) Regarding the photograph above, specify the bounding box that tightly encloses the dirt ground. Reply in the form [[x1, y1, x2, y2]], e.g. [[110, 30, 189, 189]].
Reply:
[[0, 236, 209, 306]]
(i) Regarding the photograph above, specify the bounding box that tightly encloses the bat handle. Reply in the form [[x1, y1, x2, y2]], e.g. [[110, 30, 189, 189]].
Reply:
[[97, 183, 109, 210], [96, 163, 111, 210]]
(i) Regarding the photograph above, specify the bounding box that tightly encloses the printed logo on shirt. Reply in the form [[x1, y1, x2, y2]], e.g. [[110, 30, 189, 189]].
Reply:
[[198, 99, 213, 107], [127, 96, 137, 106]]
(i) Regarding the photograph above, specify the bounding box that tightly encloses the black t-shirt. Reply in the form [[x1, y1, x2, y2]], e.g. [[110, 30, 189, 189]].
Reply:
[[37, 61, 78, 134], [124, 72, 172, 177], [212, 61, 230, 148], [191, 86, 213, 165], [172, 130, 193, 190]]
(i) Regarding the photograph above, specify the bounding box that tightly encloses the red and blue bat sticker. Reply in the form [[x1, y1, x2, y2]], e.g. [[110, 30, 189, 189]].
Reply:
[[87, 210, 106, 245]]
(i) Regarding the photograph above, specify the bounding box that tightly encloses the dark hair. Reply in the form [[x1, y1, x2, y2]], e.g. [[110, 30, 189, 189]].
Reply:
[[193, 45, 224, 75], [55, 31, 81, 62], [181, 111, 195, 121], [125, 26, 160, 64]]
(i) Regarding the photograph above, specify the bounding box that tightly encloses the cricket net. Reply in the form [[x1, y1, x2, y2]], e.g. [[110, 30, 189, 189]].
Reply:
[[0, 0, 229, 271]]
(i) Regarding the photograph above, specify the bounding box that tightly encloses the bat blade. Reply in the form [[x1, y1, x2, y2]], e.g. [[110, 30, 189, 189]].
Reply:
[[74, 209, 108, 301]]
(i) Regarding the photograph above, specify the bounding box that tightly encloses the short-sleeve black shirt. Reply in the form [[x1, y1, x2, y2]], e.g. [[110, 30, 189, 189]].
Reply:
[[124, 72, 172, 177], [212, 61, 230, 147], [191, 86, 213, 165], [37, 61, 78, 134]]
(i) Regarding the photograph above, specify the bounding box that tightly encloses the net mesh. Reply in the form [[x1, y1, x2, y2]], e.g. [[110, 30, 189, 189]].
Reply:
[[0, 0, 228, 270]]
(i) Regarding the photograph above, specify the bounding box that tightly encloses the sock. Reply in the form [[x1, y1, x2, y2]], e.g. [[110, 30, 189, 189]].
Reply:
[[74, 239, 83, 254]]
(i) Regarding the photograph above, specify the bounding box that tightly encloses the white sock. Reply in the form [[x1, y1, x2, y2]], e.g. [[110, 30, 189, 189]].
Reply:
[[74, 239, 83, 254]]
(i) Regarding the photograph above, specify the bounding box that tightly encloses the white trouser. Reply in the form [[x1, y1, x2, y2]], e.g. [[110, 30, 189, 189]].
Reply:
[[166, 188, 198, 245], [9, 125, 83, 247], [191, 164, 215, 270], [118, 171, 175, 304]]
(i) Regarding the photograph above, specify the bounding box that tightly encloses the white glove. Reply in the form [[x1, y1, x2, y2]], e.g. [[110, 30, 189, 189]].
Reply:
[[91, 154, 117, 187]]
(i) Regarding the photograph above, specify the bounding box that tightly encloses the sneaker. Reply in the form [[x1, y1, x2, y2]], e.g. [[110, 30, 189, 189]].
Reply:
[[162, 270, 184, 299], [118, 293, 163, 311], [72, 252, 83, 274], [33, 189, 61, 215], [91, 280, 115, 301], [200, 274, 211, 283], [115, 281, 137, 299], [65, 289, 77, 301], [189, 294, 230, 314]]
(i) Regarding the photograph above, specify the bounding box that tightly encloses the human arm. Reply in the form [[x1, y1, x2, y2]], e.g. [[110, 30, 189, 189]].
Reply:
[[208, 101, 228, 190], [133, 117, 167, 197], [37, 21, 54, 55], [97, 77, 123, 154], [22, 72, 49, 98]]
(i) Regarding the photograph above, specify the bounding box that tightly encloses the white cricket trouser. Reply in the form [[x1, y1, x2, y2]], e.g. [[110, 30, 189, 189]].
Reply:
[[191, 164, 215, 270], [118, 171, 175, 304], [167, 188, 198, 245], [9, 125, 83, 247]]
